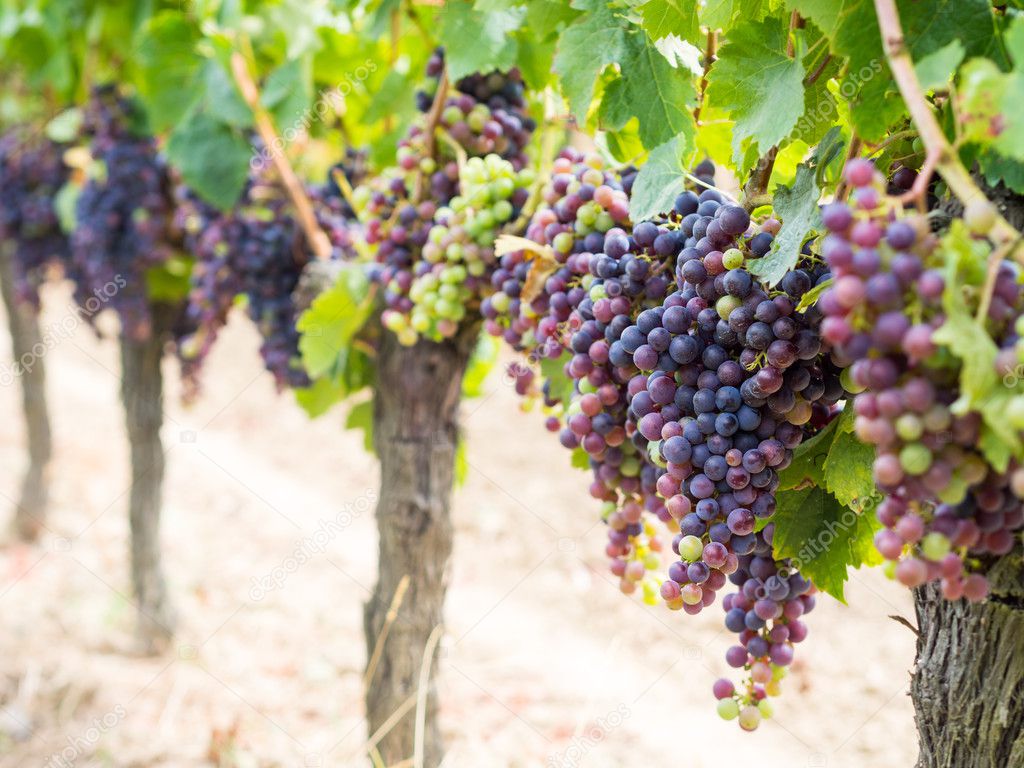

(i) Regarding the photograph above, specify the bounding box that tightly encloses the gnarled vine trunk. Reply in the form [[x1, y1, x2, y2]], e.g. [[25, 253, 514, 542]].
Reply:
[[912, 548, 1024, 767], [0, 243, 53, 541], [120, 303, 176, 653], [364, 324, 478, 766]]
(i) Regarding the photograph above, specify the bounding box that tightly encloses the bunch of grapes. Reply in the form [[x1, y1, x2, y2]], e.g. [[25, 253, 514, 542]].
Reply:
[[489, 149, 852, 728], [382, 154, 532, 343], [69, 90, 177, 340], [355, 52, 536, 345], [481, 149, 631, 354], [0, 130, 71, 307], [818, 158, 1024, 601]]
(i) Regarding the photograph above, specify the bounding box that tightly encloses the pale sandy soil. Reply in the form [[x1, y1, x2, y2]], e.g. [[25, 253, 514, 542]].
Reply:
[[0, 281, 918, 767]]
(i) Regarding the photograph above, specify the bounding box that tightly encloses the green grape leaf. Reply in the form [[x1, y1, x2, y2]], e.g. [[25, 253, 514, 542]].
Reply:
[[958, 15, 1024, 161], [979, 150, 1024, 195], [540, 353, 576, 406], [134, 13, 202, 133], [202, 60, 253, 129], [296, 265, 374, 382], [553, 0, 629, 119], [708, 16, 805, 160], [571, 446, 591, 470], [779, 411, 841, 490], [790, 52, 843, 146], [639, 0, 699, 42], [823, 410, 877, 507], [455, 438, 469, 486], [165, 111, 251, 210], [345, 399, 375, 453], [796, 277, 833, 312], [748, 163, 821, 286], [772, 485, 871, 602], [438, 2, 523, 81], [526, 0, 581, 31], [788, 0, 1001, 140], [145, 256, 192, 304], [914, 39, 965, 90], [463, 333, 499, 399], [515, 28, 558, 90], [295, 376, 346, 418], [628, 129, 696, 221], [619, 32, 697, 149], [262, 57, 314, 132]]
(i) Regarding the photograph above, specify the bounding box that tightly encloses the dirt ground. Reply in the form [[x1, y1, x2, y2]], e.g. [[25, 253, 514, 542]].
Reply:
[[0, 281, 918, 767]]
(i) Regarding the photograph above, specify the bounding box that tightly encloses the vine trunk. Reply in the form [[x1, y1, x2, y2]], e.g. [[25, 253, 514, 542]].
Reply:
[[364, 323, 477, 766], [120, 303, 176, 653], [912, 548, 1024, 766], [0, 243, 53, 541]]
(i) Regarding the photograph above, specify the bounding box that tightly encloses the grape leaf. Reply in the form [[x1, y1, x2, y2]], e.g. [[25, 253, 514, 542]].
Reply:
[[788, 0, 1002, 140], [958, 15, 1024, 161], [462, 334, 498, 399], [748, 163, 821, 286], [708, 17, 805, 160], [262, 57, 314, 133], [295, 375, 346, 418], [134, 13, 202, 133], [438, 2, 523, 81], [165, 112, 251, 210], [345, 399, 375, 452], [772, 485, 871, 602], [297, 265, 374, 381], [914, 39, 965, 90], [778, 412, 841, 490], [639, 0, 699, 43], [628, 131, 697, 221], [618, 32, 697, 149], [553, 0, 629, 119], [571, 446, 591, 470], [823, 410, 876, 507], [539, 353, 576, 406]]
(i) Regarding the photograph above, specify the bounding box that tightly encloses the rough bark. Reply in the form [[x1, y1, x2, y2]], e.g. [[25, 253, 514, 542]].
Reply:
[[911, 549, 1024, 767], [120, 303, 176, 653], [0, 243, 53, 541], [364, 323, 478, 767]]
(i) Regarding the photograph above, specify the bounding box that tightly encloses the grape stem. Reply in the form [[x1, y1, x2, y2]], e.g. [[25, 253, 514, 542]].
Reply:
[[873, 0, 1022, 251], [413, 68, 450, 204], [834, 134, 863, 202], [229, 51, 333, 261]]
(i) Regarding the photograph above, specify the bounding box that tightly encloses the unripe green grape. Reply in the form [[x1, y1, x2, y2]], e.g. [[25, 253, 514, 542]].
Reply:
[[964, 198, 997, 235], [722, 248, 745, 270], [895, 413, 924, 441], [899, 443, 932, 475], [920, 532, 951, 561], [679, 535, 703, 562], [717, 699, 740, 721]]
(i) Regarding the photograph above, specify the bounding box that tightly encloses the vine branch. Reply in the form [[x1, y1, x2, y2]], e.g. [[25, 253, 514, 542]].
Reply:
[[873, 0, 1021, 251], [742, 146, 778, 211], [693, 29, 717, 126], [230, 51, 332, 261]]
